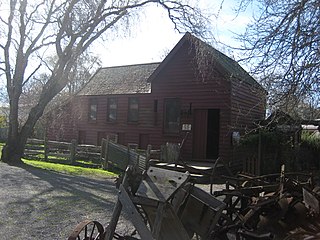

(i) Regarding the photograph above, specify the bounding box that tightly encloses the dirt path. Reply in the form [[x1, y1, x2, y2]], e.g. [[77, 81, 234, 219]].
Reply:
[[0, 162, 130, 239]]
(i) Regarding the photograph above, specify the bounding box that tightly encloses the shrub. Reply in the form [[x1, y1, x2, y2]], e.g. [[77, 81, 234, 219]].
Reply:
[[240, 130, 287, 149], [301, 131, 320, 151]]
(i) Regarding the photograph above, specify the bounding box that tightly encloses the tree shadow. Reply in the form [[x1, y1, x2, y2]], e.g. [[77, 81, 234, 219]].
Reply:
[[0, 162, 121, 239], [20, 164, 118, 207]]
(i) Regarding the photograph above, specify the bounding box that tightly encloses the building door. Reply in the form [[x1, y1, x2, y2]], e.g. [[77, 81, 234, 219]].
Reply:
[[97, 132, 106, 146], [206, 109, 220, 159], [78, 130, 86, 144], [193, 109, 220, 160], [139, 134, 149, 149]]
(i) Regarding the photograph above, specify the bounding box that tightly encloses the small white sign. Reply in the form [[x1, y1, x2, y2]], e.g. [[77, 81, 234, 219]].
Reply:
[[182, 124, 192, 131]]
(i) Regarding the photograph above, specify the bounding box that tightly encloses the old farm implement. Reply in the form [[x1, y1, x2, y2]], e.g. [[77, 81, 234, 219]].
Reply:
[[67, 162, 320, 240], [68, 165, 226, 240]]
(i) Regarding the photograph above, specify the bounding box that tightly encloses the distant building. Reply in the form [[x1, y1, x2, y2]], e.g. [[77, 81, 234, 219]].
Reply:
[[302, 120, 320, 137]]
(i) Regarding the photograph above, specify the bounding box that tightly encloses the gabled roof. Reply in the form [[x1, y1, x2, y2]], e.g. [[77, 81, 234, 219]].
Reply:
[[77, 62, 160, 96], [78, 33, 264, 96], [148, 33, 263, 90]]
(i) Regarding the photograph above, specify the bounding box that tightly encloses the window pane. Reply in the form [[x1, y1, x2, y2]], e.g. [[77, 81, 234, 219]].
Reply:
[[107, 98, 117, 122], [89, 99, 97, 121], [164, 99, 180, 133], [128, 97, 139, 122]]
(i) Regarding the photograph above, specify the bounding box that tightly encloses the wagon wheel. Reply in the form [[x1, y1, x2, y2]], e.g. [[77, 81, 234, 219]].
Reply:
[[68, 220, 105, 240], [103, 223, 141, 240], [209, 212, 237, 240], [283, 231, 319, 240]]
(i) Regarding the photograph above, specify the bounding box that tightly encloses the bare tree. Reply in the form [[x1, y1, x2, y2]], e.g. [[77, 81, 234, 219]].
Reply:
[[237, 0, 320, 116], [0, 0, 210, 164], [65, 52, 101, 95], [19, 51, 101, 124]]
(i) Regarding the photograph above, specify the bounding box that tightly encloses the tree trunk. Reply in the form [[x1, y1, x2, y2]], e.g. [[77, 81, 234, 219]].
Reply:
[[1, 119, 30, 165], [1, 140, 25, 165], [1, 87, 26, 164]]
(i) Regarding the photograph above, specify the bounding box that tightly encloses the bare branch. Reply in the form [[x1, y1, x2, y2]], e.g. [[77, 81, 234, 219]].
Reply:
[[22, 64, 42, 87], [236, 0, 319, 116], [0, 0, 212, 163]]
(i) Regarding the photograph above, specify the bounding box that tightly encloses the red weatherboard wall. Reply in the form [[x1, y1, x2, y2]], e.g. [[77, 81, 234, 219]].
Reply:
[[47, 38, 266, 166]]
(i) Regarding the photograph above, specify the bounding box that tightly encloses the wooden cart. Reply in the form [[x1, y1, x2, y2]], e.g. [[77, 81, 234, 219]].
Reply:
[[67, 166, 226, 240]]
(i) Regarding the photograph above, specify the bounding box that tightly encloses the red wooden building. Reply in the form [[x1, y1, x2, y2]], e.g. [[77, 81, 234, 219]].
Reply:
[[47, 33, 266, 167]]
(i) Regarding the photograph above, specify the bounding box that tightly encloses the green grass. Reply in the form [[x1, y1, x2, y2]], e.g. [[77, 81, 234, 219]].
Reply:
[[0, 142, 117, 178], [23, 159, 118, 178]]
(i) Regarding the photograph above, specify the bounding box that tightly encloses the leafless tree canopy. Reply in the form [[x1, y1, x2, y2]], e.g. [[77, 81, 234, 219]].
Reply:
[[0, 0, 211, 163], [238, 0, 320, 116]]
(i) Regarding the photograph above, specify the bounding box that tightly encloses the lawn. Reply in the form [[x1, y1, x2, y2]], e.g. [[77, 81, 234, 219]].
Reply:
[[0, 142, 117, 178], [23, 159, 117, 178]]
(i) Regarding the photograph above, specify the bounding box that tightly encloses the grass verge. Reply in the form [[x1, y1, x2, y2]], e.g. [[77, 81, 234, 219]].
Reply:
[[0, 142, 117, 178], [23, 159, 118, 178]]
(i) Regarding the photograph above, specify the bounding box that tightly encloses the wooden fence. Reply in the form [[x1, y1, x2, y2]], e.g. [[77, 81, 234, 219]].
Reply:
[[100, 137, 161, 172], [24, 137, 163, 171], [24, 138, 102, 168]]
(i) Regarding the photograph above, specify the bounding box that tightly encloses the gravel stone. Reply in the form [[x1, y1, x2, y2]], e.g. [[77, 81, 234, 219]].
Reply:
[[0, 162, 225, 239], [0, 162, 130, 239]]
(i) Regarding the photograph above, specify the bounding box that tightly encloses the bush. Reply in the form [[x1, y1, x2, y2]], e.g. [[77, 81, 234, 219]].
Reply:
[[301, 131, 320, 151], [240, 130, 297, 174], [240, 130, 286, 149]]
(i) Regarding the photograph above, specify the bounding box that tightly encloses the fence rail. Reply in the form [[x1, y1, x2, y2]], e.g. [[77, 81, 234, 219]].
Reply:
[[100, 138, 152, 172], [24, 137, 158, 171], [24, 138, 102, 167]]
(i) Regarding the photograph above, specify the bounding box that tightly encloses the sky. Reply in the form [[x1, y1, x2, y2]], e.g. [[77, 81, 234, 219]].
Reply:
[[0, 0, 256, 93], [95, 0, 255, 68]]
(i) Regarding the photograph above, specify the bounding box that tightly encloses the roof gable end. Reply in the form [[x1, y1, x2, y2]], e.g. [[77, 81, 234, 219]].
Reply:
[[148, 33, 264, 91]]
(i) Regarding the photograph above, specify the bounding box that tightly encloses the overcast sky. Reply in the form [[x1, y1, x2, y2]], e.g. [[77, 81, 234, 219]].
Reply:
[[95, 0, 255, 67]]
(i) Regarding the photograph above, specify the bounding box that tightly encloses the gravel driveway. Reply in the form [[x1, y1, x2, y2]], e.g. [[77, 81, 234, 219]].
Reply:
[[0, 162, 130, 239]]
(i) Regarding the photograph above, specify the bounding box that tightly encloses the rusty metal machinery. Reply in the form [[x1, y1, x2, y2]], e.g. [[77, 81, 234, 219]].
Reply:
[[67, 165, 320, 240]]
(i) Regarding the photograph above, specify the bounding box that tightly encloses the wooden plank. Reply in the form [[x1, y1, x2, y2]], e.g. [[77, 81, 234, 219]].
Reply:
[[47, 153, 69, 158], [303, 188, 320, 214], [152, 202, 165, 239], [143, 204, 191, 240], [118, 185, 155, 239], [24, 149, 43, 154], [27, 138, 44, 145], [47, 140, 71, 148], [179, 186, 225, 238], [25, 145, 44, 150], [138, 155, 147, 171], [136, 167, 189, 202], [76, 152, 100, 157]]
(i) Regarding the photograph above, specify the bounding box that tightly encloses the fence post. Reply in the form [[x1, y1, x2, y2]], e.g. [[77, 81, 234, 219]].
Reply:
[[102, 136, 110, 170], [127, 143, 138, 167], [101, 138, 107, 169], [146, 145, 152, 170], [44, 136, 49, 162], [69, 139, 77, 164]]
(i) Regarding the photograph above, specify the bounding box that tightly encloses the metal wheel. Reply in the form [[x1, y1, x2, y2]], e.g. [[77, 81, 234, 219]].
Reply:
[[68, 220, 105, 240], [104, 224, 140, 240], [283, 231, 320, 240]]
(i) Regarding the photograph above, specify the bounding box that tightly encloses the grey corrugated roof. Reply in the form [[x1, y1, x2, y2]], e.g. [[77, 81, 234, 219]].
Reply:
[[77, 63, 160, 96]]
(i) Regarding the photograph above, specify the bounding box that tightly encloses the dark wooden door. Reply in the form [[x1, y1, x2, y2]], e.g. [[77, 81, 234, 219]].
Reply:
[[139, 134, 149, 149], [192, 109, 208, 159], [192, 109, 220, 160], [206, 109, 220, 159]]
